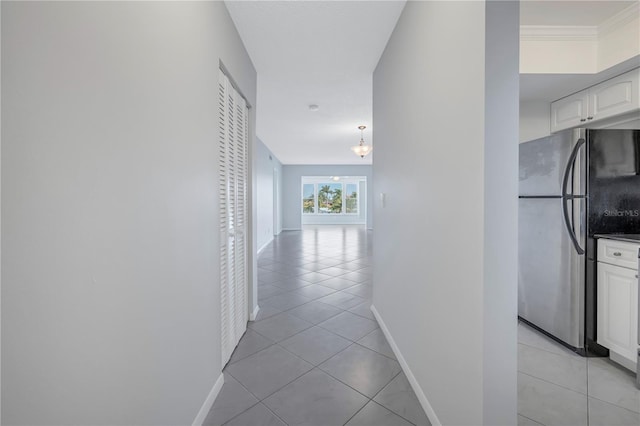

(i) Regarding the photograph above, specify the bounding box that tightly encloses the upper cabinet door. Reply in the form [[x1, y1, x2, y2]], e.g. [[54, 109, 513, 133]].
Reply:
[[589, 68, 639, 123], [551, 90, 589, 133]]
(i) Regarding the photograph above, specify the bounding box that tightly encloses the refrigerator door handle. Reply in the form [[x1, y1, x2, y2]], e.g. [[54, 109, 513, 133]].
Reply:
[[562, 138, 586, 255], [563, 198, 585, 255]]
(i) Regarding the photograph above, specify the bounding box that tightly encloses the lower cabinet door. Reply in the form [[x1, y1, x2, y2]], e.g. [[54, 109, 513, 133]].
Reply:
[[597, 262, 638, 365]]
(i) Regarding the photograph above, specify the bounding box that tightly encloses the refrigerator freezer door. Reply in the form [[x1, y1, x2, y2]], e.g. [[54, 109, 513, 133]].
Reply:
[[519, 197, 585, 348], [519, 130, 578, 196]]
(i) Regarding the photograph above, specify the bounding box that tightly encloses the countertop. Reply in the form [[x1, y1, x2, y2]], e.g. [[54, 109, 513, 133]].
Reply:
[[594, 234, 640, 244]]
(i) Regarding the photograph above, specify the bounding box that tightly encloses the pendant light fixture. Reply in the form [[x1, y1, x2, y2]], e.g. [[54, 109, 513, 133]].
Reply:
[[351, 125, 372, 158]]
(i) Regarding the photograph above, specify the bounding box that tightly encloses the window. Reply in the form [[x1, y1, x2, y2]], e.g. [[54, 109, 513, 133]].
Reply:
[[318, 183, 342, 214], [303, 184, 314, 213], [345, 183, 358, 214], [301, 177, 361, 215]]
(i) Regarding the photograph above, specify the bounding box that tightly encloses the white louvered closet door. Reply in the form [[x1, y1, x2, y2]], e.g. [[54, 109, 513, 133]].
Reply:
[[219, 69, 249, 367]]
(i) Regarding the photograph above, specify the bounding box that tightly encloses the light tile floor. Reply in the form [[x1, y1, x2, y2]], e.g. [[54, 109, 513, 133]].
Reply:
[[518, 321, 640, 426], [204, 226, 430, 426], [204, 226, 640, 425]]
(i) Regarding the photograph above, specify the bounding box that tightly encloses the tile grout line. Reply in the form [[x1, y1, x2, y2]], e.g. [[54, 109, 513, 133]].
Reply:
[[239, 287, 368, 355], [362, 371, 426, 426], [223, 397, 292, 426], [308, 363, 377, 402], [587, 393, 640, 415], [370, 399, 419, 426], [352, 340, 397, 361], [222, 358, 317, 426], [239, 320, 376, 396], [518, 413, 546, 426], [225, 360, 313, 409], [217, 400, 261, 426], [340, 400, 370, 426], [252, 301, 339, 327], [261, 338, 403, 420], [246, 306, 389, 362], [309, 351, 409, 421], [259, 402, 291, 426], [225, 339, 278, 366], [585, 357, 640, 414], [274, 340, 344, 367], [586, 355, 590, 426], [259, 403, 291, 426], [518, 371, 589, 396], [212, 370, 273, 425], [517, 340, 582, 359]]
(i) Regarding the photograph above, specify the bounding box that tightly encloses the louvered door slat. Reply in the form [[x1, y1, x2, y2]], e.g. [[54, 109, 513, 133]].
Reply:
[[218, 70, 231, 364], [234, 93, 248, 335]]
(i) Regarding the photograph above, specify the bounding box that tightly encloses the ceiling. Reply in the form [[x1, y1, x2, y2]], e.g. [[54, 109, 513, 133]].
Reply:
[[225, 0, 406, 165], [226, 1, 636, 164]]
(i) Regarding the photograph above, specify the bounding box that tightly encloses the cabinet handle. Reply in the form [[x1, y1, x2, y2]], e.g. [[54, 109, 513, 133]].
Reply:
[[580, 119, 587, 122], [587, 116, 594, 120], [613, 252, 622, 256]]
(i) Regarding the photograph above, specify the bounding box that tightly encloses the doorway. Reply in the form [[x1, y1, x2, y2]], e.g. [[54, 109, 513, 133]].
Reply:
[[273, 168, 280, 236]]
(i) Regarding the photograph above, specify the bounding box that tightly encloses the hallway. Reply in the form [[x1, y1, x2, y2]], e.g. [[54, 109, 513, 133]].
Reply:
[[204, 226, 430, 426]]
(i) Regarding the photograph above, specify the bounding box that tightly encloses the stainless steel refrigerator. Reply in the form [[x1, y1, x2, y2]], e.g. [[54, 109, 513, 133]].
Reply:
[[519, 128, 640, 354]]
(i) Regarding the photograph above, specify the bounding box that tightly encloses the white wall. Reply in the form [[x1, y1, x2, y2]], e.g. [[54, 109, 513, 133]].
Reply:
[[0, 3, 3, 419], [256, 138, 283, 252], [372, 1, 518, 425], [598, 16, 640, 72], [520, 100, 551, 143], [483, 1, 519, 423], [520, 39, 597, 74], [1, 2, 256, 425], [282, 165, 372, 230]]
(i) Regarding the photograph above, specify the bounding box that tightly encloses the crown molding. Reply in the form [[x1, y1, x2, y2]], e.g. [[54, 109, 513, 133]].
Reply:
[[599, 2, 639, 36], [521, 3, 639, 42], [520, 25, 597, 42]]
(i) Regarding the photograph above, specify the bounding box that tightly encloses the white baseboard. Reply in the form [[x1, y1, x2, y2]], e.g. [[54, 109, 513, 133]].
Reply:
[[370, 305, 441, 426], [192, 372, 224, 426], [250, 304, 260, 321], [609, 351, 636, 372], [257, 238, 273, 255], [282, 228, 301, 231]]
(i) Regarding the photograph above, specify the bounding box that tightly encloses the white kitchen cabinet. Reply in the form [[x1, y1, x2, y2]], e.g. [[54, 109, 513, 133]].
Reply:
[[598, 238, 640, 270], [597, 238, 639, 370], [551, 68, 640, 133], [550, 90, 589, 133], [589, 69, 640, 123]]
